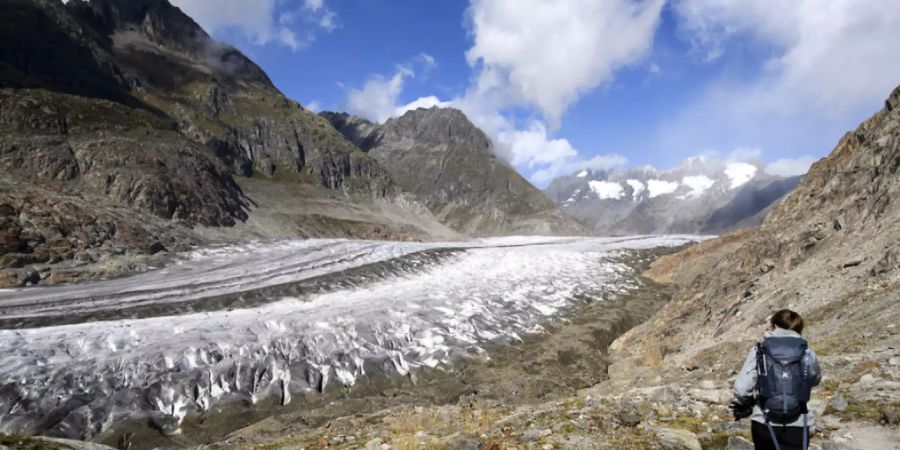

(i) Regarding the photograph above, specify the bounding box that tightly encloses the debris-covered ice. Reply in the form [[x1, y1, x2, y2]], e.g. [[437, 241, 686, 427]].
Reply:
[[0, 235, 701, 438]]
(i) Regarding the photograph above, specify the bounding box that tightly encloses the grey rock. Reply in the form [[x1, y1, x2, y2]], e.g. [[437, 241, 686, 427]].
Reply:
[[656, 427, 702, 450], [451, 439, 484, 450], [619, 412, 642, 427], [726, 436, 755, 450]]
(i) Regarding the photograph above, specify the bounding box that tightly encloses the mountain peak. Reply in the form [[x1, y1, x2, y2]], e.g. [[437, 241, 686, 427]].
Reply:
[[382, 107, 492, 150]]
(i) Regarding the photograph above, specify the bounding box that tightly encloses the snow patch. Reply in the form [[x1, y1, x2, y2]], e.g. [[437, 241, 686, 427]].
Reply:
[[626, 179, 645, 200], [725, 162, 757, 189], [647, 179, 680, 198], [588, 180, 625, 200], [576, 170, 588, 178], [680, 175, 716, 199]]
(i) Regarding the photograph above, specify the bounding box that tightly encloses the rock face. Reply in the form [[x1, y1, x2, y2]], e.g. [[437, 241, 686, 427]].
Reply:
[[322, 109, 586, 236], [609, 85, 900, 442], [545, 160, 801, 234], [0, 0, 450, 286]]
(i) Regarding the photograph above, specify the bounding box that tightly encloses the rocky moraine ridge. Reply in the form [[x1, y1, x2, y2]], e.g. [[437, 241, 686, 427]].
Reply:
[[0, 0, 580, 287]]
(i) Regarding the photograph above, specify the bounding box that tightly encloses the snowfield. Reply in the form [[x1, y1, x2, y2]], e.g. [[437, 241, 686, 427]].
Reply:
[[0, 236, 702, 439]]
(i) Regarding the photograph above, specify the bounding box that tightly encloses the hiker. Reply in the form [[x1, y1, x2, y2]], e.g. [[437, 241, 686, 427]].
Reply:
[[731, 309, 822, 450]]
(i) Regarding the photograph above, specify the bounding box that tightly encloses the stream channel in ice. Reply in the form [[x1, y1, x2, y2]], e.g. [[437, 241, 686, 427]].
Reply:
[[0, 235, 701, 439]]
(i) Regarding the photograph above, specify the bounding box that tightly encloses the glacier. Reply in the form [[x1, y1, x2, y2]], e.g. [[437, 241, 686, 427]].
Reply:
[[0, 235, 701, 439]]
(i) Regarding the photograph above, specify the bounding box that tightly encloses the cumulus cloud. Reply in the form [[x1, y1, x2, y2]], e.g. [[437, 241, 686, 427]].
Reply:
[[465, 0, 665, 127], [345, 55, 447, 123], [659, 0, 900, 162], [765, 156, 817, 177], [340, 1, 663, 187], [171, 0, 338, 51]]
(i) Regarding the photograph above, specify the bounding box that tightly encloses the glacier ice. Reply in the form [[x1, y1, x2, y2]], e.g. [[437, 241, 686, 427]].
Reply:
[[0, 235, 701, 439]]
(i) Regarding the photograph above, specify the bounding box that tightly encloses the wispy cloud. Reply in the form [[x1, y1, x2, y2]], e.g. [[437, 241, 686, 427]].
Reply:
[[171, 0, 339, 51], [345, 54, 448, 123]]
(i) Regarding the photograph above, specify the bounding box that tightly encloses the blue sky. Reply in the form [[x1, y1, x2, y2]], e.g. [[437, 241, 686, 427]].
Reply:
[[172, 0, 900, 187]]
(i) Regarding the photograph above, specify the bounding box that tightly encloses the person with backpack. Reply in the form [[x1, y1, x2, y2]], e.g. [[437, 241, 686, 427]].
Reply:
[[730, 309, 822, 450]]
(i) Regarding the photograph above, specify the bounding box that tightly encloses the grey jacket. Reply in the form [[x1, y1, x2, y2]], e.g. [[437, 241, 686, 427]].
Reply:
[[733, 328, 822, 427]]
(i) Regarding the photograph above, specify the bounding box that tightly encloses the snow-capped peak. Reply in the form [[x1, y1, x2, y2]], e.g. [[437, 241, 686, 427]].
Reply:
[[626, 179, 645, 201], [679, 175, 716, 199], [588, 180, 625, 200], [724, 162, 757, 189], [647, 179, 679, 198]]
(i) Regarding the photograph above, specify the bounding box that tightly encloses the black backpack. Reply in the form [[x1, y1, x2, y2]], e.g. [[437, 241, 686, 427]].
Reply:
[[755, 335, 813, 424]]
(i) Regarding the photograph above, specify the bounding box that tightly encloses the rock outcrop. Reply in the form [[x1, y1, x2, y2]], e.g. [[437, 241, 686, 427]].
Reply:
[[323, 108, 587, 236]]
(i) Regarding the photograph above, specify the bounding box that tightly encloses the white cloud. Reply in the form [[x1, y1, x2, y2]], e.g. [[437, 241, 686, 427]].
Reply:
[[345, 55, 446, 123], [304, 0, 324, 12], [171, 0, 338, 51], [465, 0, 665, 127], [305, 100, 322, 113], [660, 0, 900, 160], [346, 71, 407, 123], [341, 1, 659, 187], [765, 156, 817, 177], [726, 147, 762, 162], [397, 96, 451, 116]]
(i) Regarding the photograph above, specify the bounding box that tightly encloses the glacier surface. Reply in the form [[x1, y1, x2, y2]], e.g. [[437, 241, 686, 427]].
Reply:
[[0, 236, 700, 439]]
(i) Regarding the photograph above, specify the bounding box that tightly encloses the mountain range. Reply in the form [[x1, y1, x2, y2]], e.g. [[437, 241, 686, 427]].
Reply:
[[0, 0, 581, 286], [546, 158, 802, 234]]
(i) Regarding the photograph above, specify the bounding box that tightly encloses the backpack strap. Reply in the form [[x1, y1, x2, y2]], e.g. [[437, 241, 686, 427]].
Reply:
[[765, 416, 782, 450], [755, 341, 766, 377], [755, 341, 767, 409]]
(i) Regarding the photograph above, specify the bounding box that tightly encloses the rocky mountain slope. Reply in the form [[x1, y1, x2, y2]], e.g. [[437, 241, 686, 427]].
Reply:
[[323, 108, 586, 236], [546, 159, 802, 234], [194, 87, 900, 450], [604, 85, 900, 446], [0, 0, 460, 287]]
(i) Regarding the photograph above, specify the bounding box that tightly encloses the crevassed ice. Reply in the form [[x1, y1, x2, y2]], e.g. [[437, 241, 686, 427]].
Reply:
[[0, 236, 701, 440]]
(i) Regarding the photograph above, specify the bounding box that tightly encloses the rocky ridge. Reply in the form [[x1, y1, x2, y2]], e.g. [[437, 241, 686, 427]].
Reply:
[[323, 108, 586, 236]]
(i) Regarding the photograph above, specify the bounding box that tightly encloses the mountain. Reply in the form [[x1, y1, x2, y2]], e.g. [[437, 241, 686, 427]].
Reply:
[[322, 108, 587, 236], [0, 0, 458, 287], [546, 159, 802, 234], [607, 85, 900, 441]]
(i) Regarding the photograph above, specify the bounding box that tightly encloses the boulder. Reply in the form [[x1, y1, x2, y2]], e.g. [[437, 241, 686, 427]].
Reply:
[[726, 436, 754, 450], [656, 428, 702, 450]]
